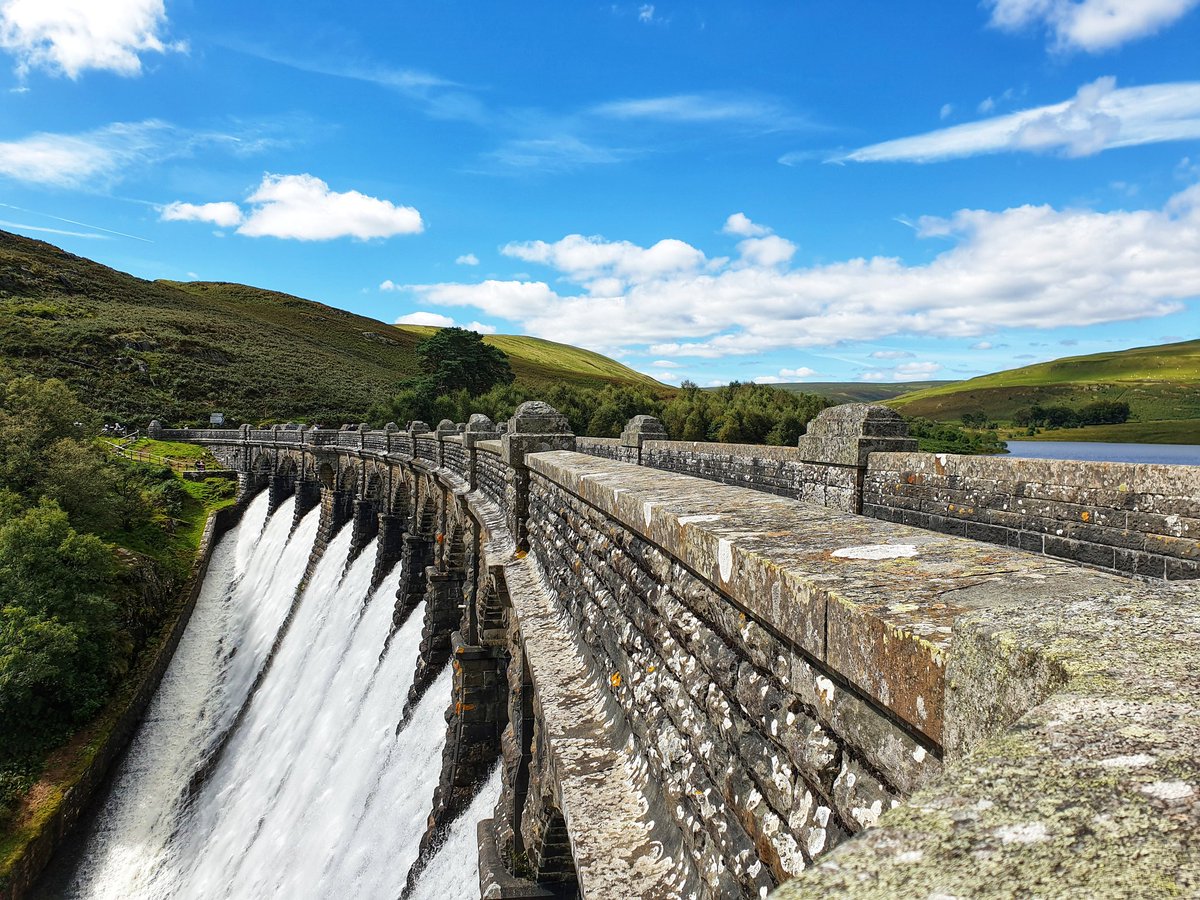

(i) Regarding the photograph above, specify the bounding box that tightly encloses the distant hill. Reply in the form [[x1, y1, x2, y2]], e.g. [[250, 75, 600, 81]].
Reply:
[[0, 231, 667, 425], [771, 381, 953, 404], [890, 339, 1200, 425]]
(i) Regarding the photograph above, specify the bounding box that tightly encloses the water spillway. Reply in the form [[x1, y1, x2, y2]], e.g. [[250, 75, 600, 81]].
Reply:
[[44, 492, 482, 900]]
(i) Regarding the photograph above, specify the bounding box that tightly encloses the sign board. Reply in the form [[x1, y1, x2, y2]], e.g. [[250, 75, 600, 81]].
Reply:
[[209, 412, 225, 426]]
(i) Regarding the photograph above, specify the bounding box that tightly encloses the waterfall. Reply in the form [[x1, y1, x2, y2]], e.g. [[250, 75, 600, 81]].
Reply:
[[43, 491, 483, 900], [408, 765, 503, 900]]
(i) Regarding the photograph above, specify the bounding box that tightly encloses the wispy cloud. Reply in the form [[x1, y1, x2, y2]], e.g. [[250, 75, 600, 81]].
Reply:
[[0, 0, 185, 79], [0, 120, 172, 187], [0, 118, 285, 189], [480, 135, 635, 173], [987, 0, 1200, 52], [0, 219, 108, 239], [226, 42, 486, 124], [837, 78, 1200, 163], [591, 92, 814, 133]]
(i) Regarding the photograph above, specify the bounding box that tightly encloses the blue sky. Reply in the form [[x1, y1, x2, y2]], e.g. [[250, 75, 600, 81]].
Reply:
[[1, 0, 1198, 387]]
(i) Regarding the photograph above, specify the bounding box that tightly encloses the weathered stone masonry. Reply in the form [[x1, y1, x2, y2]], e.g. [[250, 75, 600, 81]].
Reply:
[[157, 404, 1200, 899]]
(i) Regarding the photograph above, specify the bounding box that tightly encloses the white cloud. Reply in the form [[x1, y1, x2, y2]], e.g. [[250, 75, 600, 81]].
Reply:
[[0, 0, 184, 79], [736, 235, 796, 268], [987, 0, 1200, 52], [638, 4, 655, 23], [466, 320, 496, 334], [166, 174, 423, 242], [456, 252, 480, 266], [396, 311, 455, 327], [160, 200, 243, 228], [0, 119, 170, 187], [754, 367, 818, 384], [401, 187, 1200, 356], [722, 212, 770, 237], [940, 103, 954, 120], [894, 361, 942, 379], [978, 96, 997, 115], [971, 340, 994, 350], [839, 78, 1200, 163], [503, 233, 705, 290], [235, 174, 422, 241], [870, 350, 915, 359]]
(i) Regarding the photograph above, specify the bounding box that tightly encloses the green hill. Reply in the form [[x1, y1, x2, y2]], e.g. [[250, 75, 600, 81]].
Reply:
[[772, 381, 953, 404], [394, 325, 664, 391], [889, 339, 1200, 429], [0, 230, 667, 425]]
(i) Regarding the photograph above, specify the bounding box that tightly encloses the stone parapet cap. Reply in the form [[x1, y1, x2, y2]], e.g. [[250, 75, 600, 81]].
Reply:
[[526, 450, 1194, 753], [869, 449, 1200, 495], [474, 439, 502, 456], [772, 573, 1200, 898]]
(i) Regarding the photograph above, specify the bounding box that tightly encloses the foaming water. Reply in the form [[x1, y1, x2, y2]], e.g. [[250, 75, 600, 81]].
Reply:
[[53, 493, 316, 899], [44, 490, 492, 900], [409, 765, 502, 900]]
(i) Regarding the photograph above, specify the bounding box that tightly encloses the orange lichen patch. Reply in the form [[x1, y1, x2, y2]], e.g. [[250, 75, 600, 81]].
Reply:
[[1082, 511, 1091, 522], [610, 672, 622, 688]]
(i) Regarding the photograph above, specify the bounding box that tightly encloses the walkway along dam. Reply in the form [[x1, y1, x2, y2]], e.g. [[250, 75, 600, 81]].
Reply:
[[61, 403, 1200, 897]]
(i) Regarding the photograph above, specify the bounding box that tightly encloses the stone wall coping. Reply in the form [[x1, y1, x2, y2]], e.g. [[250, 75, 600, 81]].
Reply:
[[870, 449, 1200, 495], [474, 439, 502, 455], [642, 439, 807, 462], [773, 572, 1200, 897], [526, 450, 1195, 751], [575, 436, 622, 447], [440, 434, 464, 445]]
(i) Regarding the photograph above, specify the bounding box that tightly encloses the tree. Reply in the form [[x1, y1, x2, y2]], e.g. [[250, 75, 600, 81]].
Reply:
[[416, 328, 514, 396]]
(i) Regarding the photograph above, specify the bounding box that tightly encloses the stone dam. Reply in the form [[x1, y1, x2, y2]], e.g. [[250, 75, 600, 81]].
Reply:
[[85, 403, 1200, 897]]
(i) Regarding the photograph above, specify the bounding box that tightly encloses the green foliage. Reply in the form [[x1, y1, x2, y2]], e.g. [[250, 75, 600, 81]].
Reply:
[[0, 504, 118, 756], [416, 327, 515, 396], [1011, 401, 1131, 429], [905, 417, 1007, 454], [663, 382, 829, 445], [0, 371, 234, 831]]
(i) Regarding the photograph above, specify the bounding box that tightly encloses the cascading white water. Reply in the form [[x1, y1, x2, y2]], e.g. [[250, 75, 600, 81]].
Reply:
[[46, 492, 485, 900], [409, 765, 503, 900]]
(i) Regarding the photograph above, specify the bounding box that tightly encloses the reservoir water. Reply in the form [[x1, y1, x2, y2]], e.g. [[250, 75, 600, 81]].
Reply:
[[39, 491, 485, 899], [1004, 440, 1200, 466]]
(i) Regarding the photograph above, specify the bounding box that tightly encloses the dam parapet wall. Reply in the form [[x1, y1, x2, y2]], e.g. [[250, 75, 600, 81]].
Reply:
[[154, 404, 1200, 898]]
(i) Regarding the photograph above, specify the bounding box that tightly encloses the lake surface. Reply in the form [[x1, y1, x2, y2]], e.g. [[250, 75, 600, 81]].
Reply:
[[1004, 440, 1200, 466]]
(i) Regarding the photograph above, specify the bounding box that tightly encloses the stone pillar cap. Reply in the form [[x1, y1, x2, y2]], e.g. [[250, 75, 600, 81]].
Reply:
[[408, 420, 431, 434], [620, 414, 668, 447], [466, 413, 497, 433], [506, 400, 571, 435], [385, 422, 399, 432], [796, 403, 916, 466]]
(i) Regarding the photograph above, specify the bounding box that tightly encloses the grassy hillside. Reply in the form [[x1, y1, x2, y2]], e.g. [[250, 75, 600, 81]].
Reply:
[[0, 230, 666, 425], [393, 325, 664, 390], [772, 381, 953, 404], [890, 340, 1200, 425]]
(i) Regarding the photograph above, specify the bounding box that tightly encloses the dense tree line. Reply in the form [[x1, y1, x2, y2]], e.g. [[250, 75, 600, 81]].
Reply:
[[0, 371, 215, 825], [371, 378, 833, 445], [1011, 401, 1130, 429], [906, 417, 1007, 454]]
